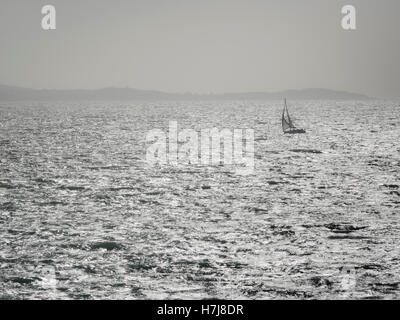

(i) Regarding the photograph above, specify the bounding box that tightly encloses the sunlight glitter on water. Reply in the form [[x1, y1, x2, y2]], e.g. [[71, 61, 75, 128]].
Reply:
[[0, 100, 399, 299]]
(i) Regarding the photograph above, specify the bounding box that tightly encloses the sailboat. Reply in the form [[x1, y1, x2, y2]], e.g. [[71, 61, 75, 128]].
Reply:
[[282, 98, 306, 134]]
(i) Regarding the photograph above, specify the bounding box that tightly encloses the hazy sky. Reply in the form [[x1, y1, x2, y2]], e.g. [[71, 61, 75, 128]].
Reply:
[[1, 0, 399, 98]]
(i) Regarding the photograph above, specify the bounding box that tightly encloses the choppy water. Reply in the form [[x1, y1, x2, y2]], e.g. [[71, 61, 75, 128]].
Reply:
[[1, 100, 399, 299]]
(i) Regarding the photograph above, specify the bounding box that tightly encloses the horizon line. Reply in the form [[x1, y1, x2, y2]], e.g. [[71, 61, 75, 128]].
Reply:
[[0, 83, 377, 98]]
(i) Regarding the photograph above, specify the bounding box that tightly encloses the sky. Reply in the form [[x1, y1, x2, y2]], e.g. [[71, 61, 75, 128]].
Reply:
[[0, 0, 399, 98]]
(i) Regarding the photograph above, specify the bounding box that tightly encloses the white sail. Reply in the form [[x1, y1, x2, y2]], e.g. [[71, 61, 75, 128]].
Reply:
[[282, 109, 292, 131], [284, 99, 295, 128], [282, 99, 296, 132]]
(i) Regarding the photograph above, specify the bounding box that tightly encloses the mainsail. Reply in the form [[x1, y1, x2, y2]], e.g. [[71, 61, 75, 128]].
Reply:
[[282, 98, 296, 132]]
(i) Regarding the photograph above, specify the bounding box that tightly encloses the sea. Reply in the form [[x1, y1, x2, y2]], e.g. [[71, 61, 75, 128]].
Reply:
[[0, 100, 399, 299]]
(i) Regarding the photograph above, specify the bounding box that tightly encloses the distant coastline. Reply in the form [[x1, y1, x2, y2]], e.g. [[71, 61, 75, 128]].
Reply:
[[0, 84, 372, 101]]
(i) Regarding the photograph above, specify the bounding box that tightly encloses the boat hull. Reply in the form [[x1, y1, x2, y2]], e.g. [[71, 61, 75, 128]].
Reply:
[[284, 129, 306, 134]]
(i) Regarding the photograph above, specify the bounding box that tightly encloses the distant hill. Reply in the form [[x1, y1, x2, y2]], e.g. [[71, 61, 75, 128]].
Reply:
[[0, 84, 372, 101]]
